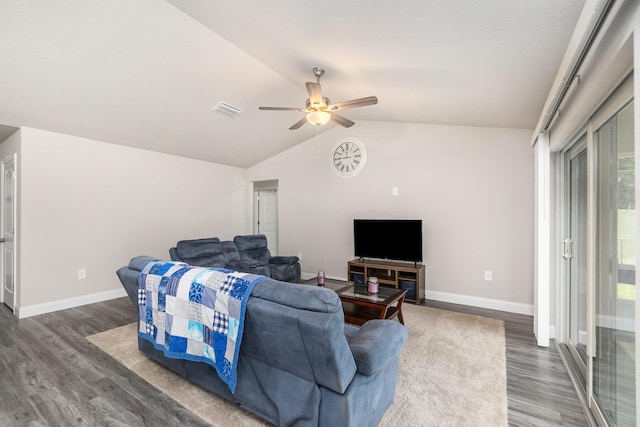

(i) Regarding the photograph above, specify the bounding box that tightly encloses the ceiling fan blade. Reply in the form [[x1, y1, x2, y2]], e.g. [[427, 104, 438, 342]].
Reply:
[[259, 106, 305, 111], [289, 117, 308, 130], [328, 96, 378, 111], [306, 82, 324, 107], [331, 113, 355, 128]]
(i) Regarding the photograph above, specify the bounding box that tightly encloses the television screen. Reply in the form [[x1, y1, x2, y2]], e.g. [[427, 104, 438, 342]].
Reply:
[[353, 219, 422, 262]]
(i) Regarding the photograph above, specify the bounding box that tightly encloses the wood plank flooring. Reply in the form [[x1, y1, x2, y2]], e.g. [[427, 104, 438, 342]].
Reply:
[[0, 299, 210, 426], [0, 297, 590, 426]]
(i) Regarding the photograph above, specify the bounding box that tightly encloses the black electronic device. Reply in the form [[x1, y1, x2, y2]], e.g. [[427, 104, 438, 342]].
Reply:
[[353, 219, 422, 263]]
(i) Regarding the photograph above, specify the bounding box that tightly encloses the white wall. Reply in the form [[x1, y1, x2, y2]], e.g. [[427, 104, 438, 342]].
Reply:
[[249, 121, 535, 312], [1, 122, 535, 315], [14, 127, 247, 315]]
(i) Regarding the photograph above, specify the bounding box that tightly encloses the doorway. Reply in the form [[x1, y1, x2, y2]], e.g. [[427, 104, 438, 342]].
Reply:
[[253, 180, 278, 255], [0, 154, 16, 312]]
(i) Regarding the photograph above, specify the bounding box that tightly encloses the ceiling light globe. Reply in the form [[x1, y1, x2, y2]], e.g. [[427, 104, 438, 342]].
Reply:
[[306, 111, 331, 126]]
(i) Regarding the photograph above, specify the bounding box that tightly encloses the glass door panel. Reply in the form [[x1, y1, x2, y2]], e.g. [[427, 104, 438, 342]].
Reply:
[[568, 143, 588, 377], [594, 100, 635, 427]]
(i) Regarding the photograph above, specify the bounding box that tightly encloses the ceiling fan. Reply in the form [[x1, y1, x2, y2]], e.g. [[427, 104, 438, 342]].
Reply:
[[259, 67, 378, 130]]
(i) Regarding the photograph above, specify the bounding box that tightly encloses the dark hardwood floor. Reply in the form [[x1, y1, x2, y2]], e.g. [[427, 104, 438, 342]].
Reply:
[[0, 299, 209, 426], [0, 297, 590, 426]]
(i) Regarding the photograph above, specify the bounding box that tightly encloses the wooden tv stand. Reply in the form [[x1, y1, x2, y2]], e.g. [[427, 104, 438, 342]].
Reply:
[[347, 259, 425, 304]]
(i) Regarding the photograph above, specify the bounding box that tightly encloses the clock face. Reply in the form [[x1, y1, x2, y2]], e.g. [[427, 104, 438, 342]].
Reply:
[[331, 138, 367, 177]]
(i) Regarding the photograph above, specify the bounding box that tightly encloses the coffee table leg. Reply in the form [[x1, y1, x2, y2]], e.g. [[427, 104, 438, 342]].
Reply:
[[396, 297, 405, 325]]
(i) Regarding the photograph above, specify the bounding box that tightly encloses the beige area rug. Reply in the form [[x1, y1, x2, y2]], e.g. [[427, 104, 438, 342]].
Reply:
[[88, 304, 508, 426]]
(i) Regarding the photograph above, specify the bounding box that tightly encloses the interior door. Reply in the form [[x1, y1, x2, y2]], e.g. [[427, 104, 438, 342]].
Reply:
[[1, 154, 16, 311], [254, 190, 278, 255]]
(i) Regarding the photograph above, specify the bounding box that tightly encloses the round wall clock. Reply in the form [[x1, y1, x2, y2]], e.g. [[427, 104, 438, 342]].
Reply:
[[330, 137, 367, 177]]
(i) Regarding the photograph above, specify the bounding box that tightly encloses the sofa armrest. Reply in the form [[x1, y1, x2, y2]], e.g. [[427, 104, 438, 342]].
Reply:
[[347, 320, 408, 376], [269, 255, 300, 265], [129, 255, 159, 271]]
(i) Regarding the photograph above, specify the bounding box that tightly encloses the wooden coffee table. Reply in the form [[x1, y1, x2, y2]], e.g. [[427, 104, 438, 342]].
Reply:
[[319, 280, 406, 326]]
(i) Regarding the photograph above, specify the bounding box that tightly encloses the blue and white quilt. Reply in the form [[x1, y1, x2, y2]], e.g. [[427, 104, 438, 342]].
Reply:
[[137, 260, 265, 393]]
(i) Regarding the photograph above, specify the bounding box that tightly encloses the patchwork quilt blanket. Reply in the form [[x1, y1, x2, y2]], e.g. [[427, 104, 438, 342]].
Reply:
[[137, 260, 265, 392]]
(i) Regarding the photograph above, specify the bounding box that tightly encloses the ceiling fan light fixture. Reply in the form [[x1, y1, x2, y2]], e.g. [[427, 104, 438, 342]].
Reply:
[[306, 110, 331, 126], [258, 67, 377, 130]]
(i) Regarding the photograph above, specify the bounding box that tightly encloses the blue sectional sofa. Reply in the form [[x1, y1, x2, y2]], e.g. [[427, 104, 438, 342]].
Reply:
[[169, 235, 301, 283], [117, 256, 408, 427]]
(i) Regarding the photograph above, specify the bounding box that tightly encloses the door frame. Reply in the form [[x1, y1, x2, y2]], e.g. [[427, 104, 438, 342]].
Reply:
[[252, 180, 279, 255], [564, 138, 589, 380], [253, 189, 278, 254], [0, 153, 17, 313]]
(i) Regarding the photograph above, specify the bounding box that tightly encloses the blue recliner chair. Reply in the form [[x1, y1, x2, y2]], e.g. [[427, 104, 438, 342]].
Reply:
[[233, 234, 301, 283], [168, 237, 227, 268]]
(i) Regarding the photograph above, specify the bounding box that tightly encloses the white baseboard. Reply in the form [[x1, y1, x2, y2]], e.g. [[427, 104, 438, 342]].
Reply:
[[301, 272, 349, 281], [426, 290, 534, 316], [301, 272, 534, 316], [17, 288, 127, 319], [300, 272, 317, 280]]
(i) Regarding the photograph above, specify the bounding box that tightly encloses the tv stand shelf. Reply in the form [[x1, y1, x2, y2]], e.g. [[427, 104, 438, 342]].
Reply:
[[347, 259, 425, 304]]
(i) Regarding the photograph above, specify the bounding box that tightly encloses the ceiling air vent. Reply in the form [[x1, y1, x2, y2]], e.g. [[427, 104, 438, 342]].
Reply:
[[212, 102, 244, 119]]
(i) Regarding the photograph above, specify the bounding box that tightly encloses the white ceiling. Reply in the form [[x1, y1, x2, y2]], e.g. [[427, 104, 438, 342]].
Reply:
[[0, 0, 585, 168]]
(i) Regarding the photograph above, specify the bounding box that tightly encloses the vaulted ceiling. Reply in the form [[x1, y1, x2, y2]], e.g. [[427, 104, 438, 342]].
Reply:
[[0, 1, 585, 167]]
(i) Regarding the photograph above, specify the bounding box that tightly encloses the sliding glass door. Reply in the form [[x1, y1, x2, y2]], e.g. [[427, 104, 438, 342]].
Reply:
[[593, 100, 636, 427], [566, 140, 588, 382], [560, 73, 635, 426]]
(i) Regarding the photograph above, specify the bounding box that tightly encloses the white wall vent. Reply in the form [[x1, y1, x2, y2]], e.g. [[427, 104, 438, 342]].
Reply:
[[212, 102, 244, 119]]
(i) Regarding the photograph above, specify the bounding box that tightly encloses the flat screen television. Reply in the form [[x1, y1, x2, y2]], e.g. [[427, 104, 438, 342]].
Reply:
[[353, 219, 422, 263]]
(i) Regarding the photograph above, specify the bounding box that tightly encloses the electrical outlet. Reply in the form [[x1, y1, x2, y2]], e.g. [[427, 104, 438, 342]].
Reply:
[[484, 271, 493, 281], [78, 269, 87, 279], [392, 187, 399, 196], [297, 252, 302, 261]]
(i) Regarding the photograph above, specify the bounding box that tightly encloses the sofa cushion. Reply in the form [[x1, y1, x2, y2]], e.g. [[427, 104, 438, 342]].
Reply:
[[345, 320, 409, 376], [175, 237, 222, 258], [229, 259, 261, 269], [268, 263, 300, 283], [172, 238, 228, 267], [234, 234, 268, 251], [251, 279, 341, 313], [221, 240, 241, 263], [234, 235, 271, 265], [227, 259, 271, 277], [269, 255, 300, 265]]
